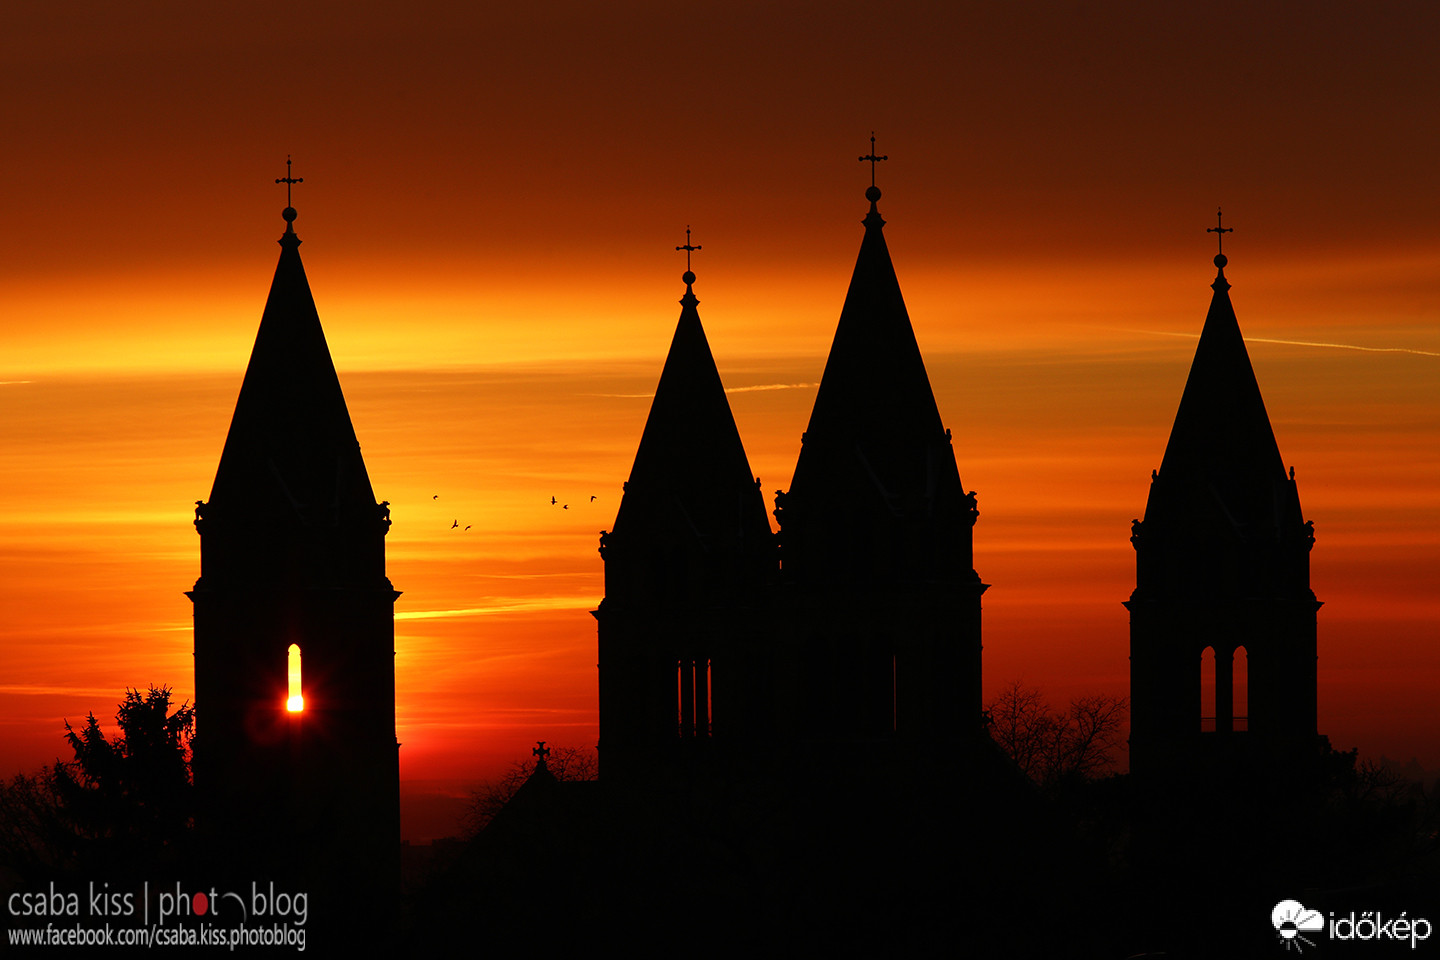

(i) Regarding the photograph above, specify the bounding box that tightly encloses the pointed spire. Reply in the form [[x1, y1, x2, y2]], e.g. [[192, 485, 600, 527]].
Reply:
[[782, 152, 976, 588], [607, 232, 771, 596], [790, 153, 946, 499], [206, 168, 375, 523], [1145, 228, 1302, 542]]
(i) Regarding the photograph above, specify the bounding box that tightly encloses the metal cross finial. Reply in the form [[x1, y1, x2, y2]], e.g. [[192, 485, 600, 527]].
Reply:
[[859, 132, 888, 187], [533, 741, 549, 761], [1207, 206, 1233, 255], [276, 155, 302, 207], [676, 226, 701, 271]]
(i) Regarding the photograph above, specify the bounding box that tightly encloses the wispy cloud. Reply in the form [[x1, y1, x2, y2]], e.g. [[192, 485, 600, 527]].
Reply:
[[0, 684, 130, 698], [396, 597, 594, 621], [724, 382, 819, 394], [0, 381, 35, 385]]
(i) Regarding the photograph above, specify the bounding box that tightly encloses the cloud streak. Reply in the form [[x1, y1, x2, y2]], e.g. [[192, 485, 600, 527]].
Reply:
[[1127, 330, 1439, 358], [724, 382, 820, 394], [396, 597, 596, 621]]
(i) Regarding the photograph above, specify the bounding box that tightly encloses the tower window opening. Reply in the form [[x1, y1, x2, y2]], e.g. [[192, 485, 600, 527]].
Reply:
[[287, 643, 304, 712], [891, 653, 898, 734], [676, 658, 710, 739], [1234, 645, 1248, 732], [1200, 646, 1215, 732]]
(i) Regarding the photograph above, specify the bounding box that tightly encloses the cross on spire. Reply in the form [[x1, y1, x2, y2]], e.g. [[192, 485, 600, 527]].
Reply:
[[533, 741, 549, 762], [1207, 206, 1233, 255], [276, 156, 302, 208], [676, 226, 701, 271], [859, 132, 887, 187]]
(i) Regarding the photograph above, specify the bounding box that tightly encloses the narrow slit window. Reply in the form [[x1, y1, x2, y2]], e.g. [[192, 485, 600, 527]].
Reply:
[[1200, 646, 1215, 732], [1234, 645, 1248, 731], [287, 643, 304, 712]]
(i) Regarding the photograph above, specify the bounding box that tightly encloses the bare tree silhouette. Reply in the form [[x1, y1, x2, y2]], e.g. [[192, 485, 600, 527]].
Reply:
[[986, 680, 1127, 788]]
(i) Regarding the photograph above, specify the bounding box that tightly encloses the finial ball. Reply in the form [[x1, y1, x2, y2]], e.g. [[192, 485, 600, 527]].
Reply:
[[865, 185, 881, 203], [1214, 253, 1227, 269], [682, 270, 696, 285], [282, 206, 298, 223]]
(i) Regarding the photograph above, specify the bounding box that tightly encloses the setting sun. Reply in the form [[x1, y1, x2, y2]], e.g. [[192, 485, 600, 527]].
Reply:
[[287, 643, 303, 713]]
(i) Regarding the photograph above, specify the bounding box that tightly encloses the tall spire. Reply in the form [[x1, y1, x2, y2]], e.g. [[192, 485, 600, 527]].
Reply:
[[1128, 219, 1320, 787], [774, 147, 984, 754], [191, 167, 399, 945], [596, 234, 774, 779]]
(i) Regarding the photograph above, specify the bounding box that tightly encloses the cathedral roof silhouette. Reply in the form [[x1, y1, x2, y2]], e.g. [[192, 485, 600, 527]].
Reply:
[[207, 206, 376, 521]]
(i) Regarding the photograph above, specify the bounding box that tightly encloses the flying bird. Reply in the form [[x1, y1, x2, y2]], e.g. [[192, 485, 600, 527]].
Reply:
[[550, 497, 557, 505], [433, 495, 439, 500], [451, 520, 459, 529], [590, 495, 596, 501]]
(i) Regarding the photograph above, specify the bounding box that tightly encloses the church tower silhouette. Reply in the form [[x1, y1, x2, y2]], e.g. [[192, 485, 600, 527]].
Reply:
[[774, 169, 987, 760], [189, 177, 400, 931], [595, 237, 776, 779], [596, 149, 988, 782], [1127, 222, 1321, 783]]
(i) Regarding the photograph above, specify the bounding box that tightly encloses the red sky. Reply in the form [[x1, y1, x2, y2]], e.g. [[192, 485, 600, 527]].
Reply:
[[2, 3, 1437, 836]]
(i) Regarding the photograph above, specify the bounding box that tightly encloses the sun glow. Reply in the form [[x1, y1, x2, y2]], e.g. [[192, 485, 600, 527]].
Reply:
[[287, 643, 303, 713]]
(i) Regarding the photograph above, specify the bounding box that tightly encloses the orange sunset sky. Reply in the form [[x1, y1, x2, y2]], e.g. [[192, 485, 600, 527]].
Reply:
[[2, 3, 1437, 835]]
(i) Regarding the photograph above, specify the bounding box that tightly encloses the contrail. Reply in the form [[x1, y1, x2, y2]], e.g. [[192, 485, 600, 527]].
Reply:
[[1245, 336, 1439, 357], [1125, 329, 1439, 357], [589, 382, 819, 400]]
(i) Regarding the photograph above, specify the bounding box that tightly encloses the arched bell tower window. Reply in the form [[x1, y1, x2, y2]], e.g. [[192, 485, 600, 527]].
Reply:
[[286, 643, 304, 712], [1200, 644, 1240, 733], [1200, 646, 1216, 732], [1234, 645, 1248, 732]]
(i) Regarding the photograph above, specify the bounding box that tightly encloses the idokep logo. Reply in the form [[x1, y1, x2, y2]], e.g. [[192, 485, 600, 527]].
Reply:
[[1273, 898, 1434, 952], [1272, 900, 1325, 952]]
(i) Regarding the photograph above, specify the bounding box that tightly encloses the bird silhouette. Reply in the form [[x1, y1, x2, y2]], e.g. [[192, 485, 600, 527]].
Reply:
[[550, 497, 557, 505], [563, 504, 569, 510], [451, 520, 459, 529], [433, 494, 439, 500], [464, 525, 471, 531], [590, 495, 596, 502]]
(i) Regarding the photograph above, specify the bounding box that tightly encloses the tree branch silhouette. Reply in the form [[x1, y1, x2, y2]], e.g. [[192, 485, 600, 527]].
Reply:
[[986, 681, 1127, 788]]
